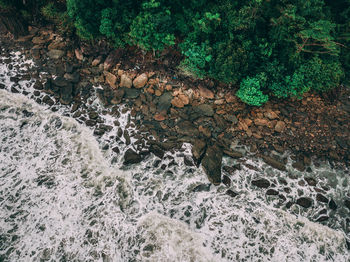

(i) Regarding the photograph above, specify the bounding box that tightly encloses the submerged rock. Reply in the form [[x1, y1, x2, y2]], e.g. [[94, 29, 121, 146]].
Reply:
[[296, 197, 313, 208], [252, 178, 270, 188]]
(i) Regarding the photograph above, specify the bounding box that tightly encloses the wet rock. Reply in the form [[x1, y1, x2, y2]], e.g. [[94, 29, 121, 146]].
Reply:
[[112, 146, 120, 154], [120, 74, 132, 88], [252, 178, 270, 188], [52, 76, 69, 87], [296, 197, 313, 208], [133, 73, 148, 88], [316, 193, 328, 203], [157, 92, 172, 112], [192, 139, 206, 164], [316, 216, 329, 222], [201, 144, 222, 185], [149, 144, 165, 159], [184, 156, 194, 166], [193, 104, 214, 117], [226, 189, 238, 198], [266, 189, 279, 195], [123, 130, 131, 145], [223, 149, 243, 159], [64, 72, 80, 83], [262, 155, 286, 171], [42, 95, 54, 106], [329, 199, 337, 210], [124, 149, 142, 165], [60, 83, 73, 105], [344, 199, 350, 210], [222, 175, 231, 187], [292, 161, 305, 172], [193, 184, 211, 192], [47, 49, 65, 59], [305, 177, 317, 186], [222, 164, 241, 175]]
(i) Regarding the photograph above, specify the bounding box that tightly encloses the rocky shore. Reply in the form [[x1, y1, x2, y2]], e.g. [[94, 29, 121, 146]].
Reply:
[[1, 23, 350, 220]]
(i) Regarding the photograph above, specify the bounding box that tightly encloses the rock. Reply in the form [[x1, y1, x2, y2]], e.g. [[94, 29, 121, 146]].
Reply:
[[193, 104, 214, 117], [105, 72, 117, 88], [154, 114, 166, 121], [184, 156, 194, 166], [225, 92, 236, 103], [120, 74, 132, 88], [198, 125, 211, 138], [92, 55, 103, 66], [223, 149, 243, 159], [64, 72, 80, 83], [266, 189, 279, 195], [60, 83, 73, 105], [124, 149, 142, 165], [47, 49, 65, 59], [42, 95, 54, 106], [296, 197, 313, 208], [262, 155, 286, 171], [157, 92, 172, 112], [123, 87, 140, 99], [226, 190, 238, 198], [344, 199, 350, 210], [32, 36, 46, 45], [292, 161, 305, 172], [252, 178, 270, 188], [316, 216, 329, 222], [198, 86, 214, 99], [133, 73, 148, 88], [149, 144, 165, 159], [201, 144, 223, 185], [178, 94, 190, 105], [104, 49, 123, 71], [193, 184, 211, 192], [265, 110, 278, 120], [48, 40, 66, 50], [305, 177, 317, 186], [52, 77, 69, 87], [222, 175, 231, 187], [75, 49, 83, 61], [192, 139, 206, 163], [329, 199, 337, 210], [275, 121, 286, 132], [316, 193, 328, 203], [177, 121, 199, 137], [254, 118, 269, 126], [171, 97, 185, 108]]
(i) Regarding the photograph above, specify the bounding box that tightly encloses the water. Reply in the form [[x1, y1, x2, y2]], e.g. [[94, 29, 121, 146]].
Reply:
[[0, 49, 349, 261]]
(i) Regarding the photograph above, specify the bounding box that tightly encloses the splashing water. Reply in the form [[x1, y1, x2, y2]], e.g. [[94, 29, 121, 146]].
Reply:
[[0, 49, 349, 262]]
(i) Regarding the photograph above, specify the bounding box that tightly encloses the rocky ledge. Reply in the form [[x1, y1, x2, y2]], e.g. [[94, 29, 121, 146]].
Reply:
[[1, 23, 350, 186]]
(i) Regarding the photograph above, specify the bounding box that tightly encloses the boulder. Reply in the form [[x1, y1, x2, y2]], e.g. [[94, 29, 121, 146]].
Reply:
[[275, 121, 286, 132], [157, 92, 172, 112], [104, 49, 123, 71], [201, 144, 223, 185], [198, 86, 214, 99], [252, 178, 270, 188], [192, 139, 206, 163], [105, 71, 117, 88], [123, 149, 142, 165], [75, 49, 83, 61], [177, 121, 199, 137], [92, 55, 103, 66], [171, 97, 185, 108], [133, 73, 148, 88], [193, 104, 214, 117]]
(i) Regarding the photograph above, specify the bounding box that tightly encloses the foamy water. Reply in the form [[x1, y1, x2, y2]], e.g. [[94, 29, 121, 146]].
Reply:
[[0, 48, 349, 261]]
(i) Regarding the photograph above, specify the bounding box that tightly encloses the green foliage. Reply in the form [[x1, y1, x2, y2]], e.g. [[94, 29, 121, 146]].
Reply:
[[41, 2, 74, 36], [236, 76, 269, 106], [129, 0, 175, 51]]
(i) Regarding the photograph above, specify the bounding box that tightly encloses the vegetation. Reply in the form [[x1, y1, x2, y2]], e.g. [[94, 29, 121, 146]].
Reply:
[[2, 0, 350, 106]]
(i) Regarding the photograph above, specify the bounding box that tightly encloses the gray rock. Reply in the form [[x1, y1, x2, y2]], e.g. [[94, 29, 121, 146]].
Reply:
[[252, 178, 270, 188], [157, 92, 172, 112], [192, 139, 206, 163], [123, 87, 140, 99], [47, 49, 65, 59], [192, 104, 214, 117], [177, 121, 199, 137], [201, 144, 222, 185], [262, 155, 286, 171]]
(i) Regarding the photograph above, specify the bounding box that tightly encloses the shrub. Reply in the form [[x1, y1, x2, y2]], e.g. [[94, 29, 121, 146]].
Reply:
[[236, 76, 269, 106]]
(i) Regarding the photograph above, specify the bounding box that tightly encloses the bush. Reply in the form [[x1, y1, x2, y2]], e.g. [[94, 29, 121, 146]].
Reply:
[[236, 76, 269, 106]]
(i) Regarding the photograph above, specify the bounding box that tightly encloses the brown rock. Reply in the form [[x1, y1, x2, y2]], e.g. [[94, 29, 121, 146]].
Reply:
[[32, 36, 46, 45], [171, 97, 185, 108], [104, 50, 122, 71], [254, 118, 269, 126], [120, 74, 132, 88], [198, 86, 214, 99], [154, 114, 166, 121], [225, 92, 236, 103], [178, 93, 190, 105], [199, 125, 211, 138], [165, 85, 172, 91], [92, 55, 103, 66], [275, 121, 286, 132], [48, 41, 66, 50], [133, 73, 148, 88], [265, 110, 278, 120], [155, 90, 162, 96], [75, 49, 83, 61], [105, 72, 117, 88]]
